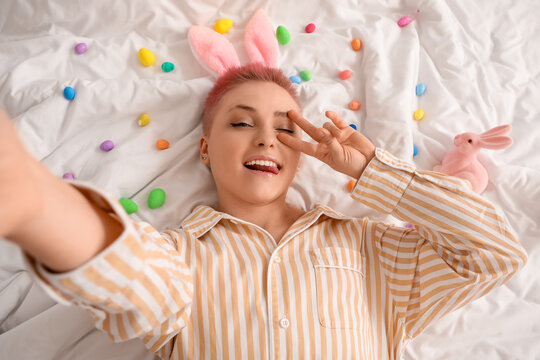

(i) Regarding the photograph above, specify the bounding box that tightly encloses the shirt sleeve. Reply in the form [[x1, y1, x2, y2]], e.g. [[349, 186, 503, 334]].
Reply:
[[350, 148, 528, 340], [22, 180, 193, 357]]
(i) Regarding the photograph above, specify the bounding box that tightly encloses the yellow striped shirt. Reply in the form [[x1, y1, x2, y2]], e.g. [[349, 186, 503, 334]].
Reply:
[[24, 148, 527, 359]]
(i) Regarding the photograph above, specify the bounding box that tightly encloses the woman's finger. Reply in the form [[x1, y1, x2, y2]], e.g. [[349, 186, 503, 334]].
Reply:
[[287, 110, 325, 142], [277, 133, 318, 157], [325, 111, 350, 130], [322, 121, 342, 140]]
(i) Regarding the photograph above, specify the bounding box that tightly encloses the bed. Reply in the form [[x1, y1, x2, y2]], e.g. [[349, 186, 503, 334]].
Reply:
[[1, 0, 539, 359]]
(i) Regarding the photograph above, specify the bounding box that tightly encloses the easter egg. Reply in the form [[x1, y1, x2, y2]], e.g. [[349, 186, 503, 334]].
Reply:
[[349, 124, 357, 130], [74, 43, 87, 54], [100, 140, 114, 151], [398, 10, 420, 27], [276, 25, 291, 45], [347, 179, 356, 192], [148, 188, 166, 209], [289, 75, 301, 84], [138, 113, 150, 127], [63, 86, 76, 100], [339, 70, 352, 80], [413, 144, 418, 156], [161, 62, 174, 72], [349, 100, 361, 110], [138, 48, 155, 66], [156, 139, 170, 150], [119, 198, 138, 214], [416, 83, 426, 96], [305, 23, 316, 33], [413, 109, 425, 121], [351, 38, 362, 51], [299, 70, 312, 81], [214, 18, 233, 34], [62, 172, 75, 180]]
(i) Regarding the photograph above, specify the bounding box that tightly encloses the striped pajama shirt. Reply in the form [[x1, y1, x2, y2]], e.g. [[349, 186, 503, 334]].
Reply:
[[25, 148, 527, 359]]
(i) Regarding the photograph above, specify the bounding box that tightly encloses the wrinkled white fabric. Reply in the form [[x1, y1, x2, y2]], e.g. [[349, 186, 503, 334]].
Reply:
[[0, 0, 538, 359]]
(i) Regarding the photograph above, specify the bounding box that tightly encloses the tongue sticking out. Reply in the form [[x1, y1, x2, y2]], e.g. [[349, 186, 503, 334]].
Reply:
[[246, 164, 279, 175]]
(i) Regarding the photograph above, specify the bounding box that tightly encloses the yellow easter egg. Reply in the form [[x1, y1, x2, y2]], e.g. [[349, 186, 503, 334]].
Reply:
[[138, 113, 150, 127], [413, 109, 425, 121], [138, 48, 155, 66], [214, 18, 233, 34]]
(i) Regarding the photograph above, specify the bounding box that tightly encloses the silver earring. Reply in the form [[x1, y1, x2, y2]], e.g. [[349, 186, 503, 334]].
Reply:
[[202, 156, 207, 160]]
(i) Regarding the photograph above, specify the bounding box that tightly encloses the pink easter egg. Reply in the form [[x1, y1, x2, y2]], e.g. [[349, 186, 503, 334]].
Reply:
[[305, 23, 316, 33]]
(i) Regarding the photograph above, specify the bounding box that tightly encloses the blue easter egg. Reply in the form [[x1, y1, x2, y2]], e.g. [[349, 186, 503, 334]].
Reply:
[[63, 86, 76, 100], [349, 124, 357, 130], [413, 144, 418, 157], [416, 83, 426, 96], [289, 75, 301, 84]]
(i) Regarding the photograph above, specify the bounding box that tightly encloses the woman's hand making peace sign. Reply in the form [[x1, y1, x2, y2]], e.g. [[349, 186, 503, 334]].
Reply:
[[277, 110, 376, 179]]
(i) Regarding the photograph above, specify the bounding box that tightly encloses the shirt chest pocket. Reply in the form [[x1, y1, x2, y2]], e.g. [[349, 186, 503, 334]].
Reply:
[[310, 247, 366, 329]]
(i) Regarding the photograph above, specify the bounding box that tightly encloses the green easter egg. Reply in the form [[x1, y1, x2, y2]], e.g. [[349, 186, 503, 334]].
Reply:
[[299, 70, 312, 81], [119, 198, 138, 214], [148, 188, 166, 209], [161, 62, 174, 72], [276, 25, 290, 45]]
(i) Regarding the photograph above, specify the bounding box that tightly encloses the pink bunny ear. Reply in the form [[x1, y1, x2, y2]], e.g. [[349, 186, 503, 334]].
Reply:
[[244, 9, 279, 67], [188, 25, 241, 76], [479, 136, 513, 150], [480, 124, 512, 138]]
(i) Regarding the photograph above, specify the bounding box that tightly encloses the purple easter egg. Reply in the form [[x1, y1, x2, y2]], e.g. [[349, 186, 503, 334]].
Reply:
[[62, 172, 75, 180], [74, 43, 87, 54], [100, 140, 114, 151]]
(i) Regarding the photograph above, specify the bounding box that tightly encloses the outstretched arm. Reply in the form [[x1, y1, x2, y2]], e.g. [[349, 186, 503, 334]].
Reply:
[[1, 109, 193, 356], [0, 109, 123, 272]]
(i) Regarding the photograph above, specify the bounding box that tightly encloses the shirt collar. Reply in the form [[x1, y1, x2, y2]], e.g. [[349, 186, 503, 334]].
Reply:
[[181, 203, 351, 239]]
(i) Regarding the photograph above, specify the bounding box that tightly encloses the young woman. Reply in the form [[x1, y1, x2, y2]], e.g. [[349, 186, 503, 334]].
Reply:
[[0, 63, 528, 359]]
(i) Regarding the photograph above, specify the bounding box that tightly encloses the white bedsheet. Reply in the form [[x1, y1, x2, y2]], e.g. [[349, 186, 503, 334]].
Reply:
[[1, 0, 539, 359]]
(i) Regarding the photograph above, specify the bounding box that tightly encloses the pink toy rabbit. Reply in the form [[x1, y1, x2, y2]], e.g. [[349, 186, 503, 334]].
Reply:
[[433, 125, 513, 194]]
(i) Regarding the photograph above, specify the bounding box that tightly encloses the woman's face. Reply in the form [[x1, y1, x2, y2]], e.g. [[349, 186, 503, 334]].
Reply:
[[200, 81, 303, 208]]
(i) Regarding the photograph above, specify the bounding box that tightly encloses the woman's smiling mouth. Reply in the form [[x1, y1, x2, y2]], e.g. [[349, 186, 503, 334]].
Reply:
[[244, 160, 280, 175], [243, 156, 281, 176]]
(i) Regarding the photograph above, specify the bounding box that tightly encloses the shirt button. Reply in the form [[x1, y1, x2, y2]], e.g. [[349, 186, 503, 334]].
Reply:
[[279, 317, 289, 329], [274, 256, 281, 264]]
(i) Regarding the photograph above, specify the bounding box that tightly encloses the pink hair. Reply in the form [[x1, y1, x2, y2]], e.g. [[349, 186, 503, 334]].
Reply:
[[201, 63, 301, 136]]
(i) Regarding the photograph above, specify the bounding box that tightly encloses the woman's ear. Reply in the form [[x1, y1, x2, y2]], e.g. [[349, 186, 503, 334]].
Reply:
[[200, 136, 210, 164]]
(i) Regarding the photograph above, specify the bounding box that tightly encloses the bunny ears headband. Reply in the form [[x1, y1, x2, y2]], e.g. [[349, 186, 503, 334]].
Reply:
[[188, 9, 279, 77]]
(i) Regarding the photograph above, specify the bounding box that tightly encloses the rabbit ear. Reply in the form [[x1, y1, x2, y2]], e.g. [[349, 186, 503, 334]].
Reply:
[[244, 9, 279, 67], [480, 124, 512, 139], [188, 25, 241, 77], [479, 136, 513, 150]]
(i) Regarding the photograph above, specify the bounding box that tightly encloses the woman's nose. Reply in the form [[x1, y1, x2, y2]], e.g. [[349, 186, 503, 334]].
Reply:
[[255, 127, 276, 147]]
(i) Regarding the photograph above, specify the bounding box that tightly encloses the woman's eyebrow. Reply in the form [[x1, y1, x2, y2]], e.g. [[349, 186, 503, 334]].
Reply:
[[274, 111, 288, 118], [228, 104, 256, 113], [228, 104, 289, 119]]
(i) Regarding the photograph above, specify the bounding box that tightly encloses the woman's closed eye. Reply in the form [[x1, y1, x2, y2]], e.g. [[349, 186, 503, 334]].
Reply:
[[278, 128, 295, 134], [231, 122, 252, 128], [231, 122, 294, 134]]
